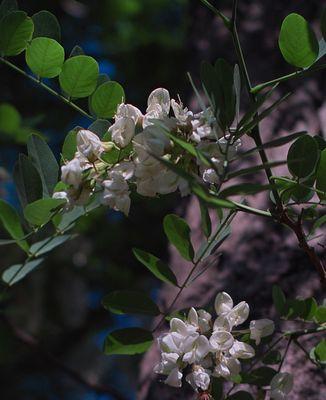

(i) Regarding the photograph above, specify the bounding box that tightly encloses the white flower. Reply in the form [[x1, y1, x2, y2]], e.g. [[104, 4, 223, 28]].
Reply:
[[214, 292, 234, 315], [171, 99, 193, 125], [154, 352, 179, 375], [115, 103, 143, 124], [108, 117, 135, 148], [229, 340, 255, 359], [111, 161, 134, 180], [182, 335, 210, 364], [164, 367, 183, 387], [133, 125, 170, 162], [250, 319, 275, 345], [227, 301, 250, 327], [61, 158, 82, 189], [147, 88, 170, 115], [186, 366, 210, 391], [213, 315, 232, 332], [155, 168, 179, 195], [270, 372, 293, 400], [188, 307, 212, 334], [102, 171, 131, 215], [76, 129, 104, 162], [210, 330, 234, 352], [213, 355, 241, 378]]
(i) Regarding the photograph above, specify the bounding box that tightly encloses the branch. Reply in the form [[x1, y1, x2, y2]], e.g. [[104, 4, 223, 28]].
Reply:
[[251, 63, 326, 94], [1, 316, 128, 400], [0, 57, 94, 121], [198, 0, 231, 29]]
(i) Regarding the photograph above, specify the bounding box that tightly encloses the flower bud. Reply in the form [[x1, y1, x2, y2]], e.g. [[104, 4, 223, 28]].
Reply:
[[214, 292, 234, 315], [76, 129, 104, 162], [61, 158, 82, 189], [250, 319, 275, 345]]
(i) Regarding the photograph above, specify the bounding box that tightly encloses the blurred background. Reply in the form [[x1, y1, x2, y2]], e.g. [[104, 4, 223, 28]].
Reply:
[[0, 1, 325, 400]]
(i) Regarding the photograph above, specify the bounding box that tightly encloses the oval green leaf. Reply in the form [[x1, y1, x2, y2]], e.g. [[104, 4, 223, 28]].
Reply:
[[32, 10, 61, 42], [90, 81, 125, 119], [24, 198, 66, 226], [272, 285, 287, 316], [26, 37, 64, 78], [279, 13, 319, 68], [104, 328, 153, 355], [59, 55, 99, 99], [0, 11, 34, 56], [0, 103, 21, 134], [102, 290, 160, 316], [132, 248, 178, 286], [163, 214, 194, 262], [287, 135, 319, 178]]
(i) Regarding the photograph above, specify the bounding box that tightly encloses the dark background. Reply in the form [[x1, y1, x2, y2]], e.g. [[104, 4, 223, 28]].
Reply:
[[0, 1, 325, 400]]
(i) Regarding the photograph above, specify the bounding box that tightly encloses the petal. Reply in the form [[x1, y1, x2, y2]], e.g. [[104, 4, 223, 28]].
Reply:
[[214, 292, 233, 315], [165, 367, 182, 388], [188, 307, 199, 327]]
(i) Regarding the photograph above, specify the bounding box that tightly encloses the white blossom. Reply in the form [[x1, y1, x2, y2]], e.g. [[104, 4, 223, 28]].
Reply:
[[102, 171, 131, 215], [76, 129, 104, 162], [213, 355, 241, 378], [109, 117, 135, 148], [270, 372, 293, 400], [250, 319, 275, 345], [210, 330, 234, 352], [171, 98, 193, 125], [61, 158, 82, 189], [214, 292, 234, 315], [147, 88, 170, 115], [115, 103, 143, 124], [229, 340, 255, 359], [186, 366, 211, 391], [164, 367, 183, 388]]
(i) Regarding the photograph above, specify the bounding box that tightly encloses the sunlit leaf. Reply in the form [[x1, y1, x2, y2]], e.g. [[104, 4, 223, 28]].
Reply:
[[90, 81, 125, 119], [104, 328, 153, 355]]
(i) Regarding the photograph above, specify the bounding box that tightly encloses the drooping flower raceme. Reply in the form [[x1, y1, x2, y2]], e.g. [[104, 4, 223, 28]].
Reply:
[[54, 87, 241, 215], [155, 291, 275, 394]]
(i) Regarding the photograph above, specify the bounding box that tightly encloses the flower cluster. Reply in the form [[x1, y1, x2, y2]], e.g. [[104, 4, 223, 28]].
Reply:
[[155, 292, 275, 394], [54, 88, 241, 215]]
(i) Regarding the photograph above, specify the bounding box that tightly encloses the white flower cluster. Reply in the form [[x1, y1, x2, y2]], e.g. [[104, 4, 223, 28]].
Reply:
[[54, 88, 241, 215], [155, 292, 275, 393]]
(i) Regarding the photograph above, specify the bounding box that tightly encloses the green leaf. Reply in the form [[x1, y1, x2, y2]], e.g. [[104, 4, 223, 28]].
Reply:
[[312, 215, 326, 233], [321, 9, 326, 41], [241, 367, 277, 386], [211, 377, 223, 400], [25, 37, 64, 78], [272, 285, 287, 316], [59, 55, 99, 99], [31, 10, 61, 42], [88, 119, 111, 138], [316, 148, 326, 200], [302, 297, 318, 321], [279, 13, 319, 68], [104, 328, 153, 355], [287, 135, 319, 178], [199, 200, 212, 238], [0, 11, 34, 56], [227, 161, 286, 180], [285, 299, 306, 319], [13, 154, 43, 208], [27, 134, 59, 196], [90, 81, 125, 119], [163, 214, 194, 262], [0, 0, 18, 19], [234, 64, 241, 122], [62, 128, 78, 161], [0, 199, 29, 252], [29, 235, 71, 257], [262, 350, 282, 365], [132, 248, 178, 286], [315, 339, 326, 363], [102, 290, 160, 316], [314, 135, 326, 151], [227, 391, 254, 400], [315, 306, 326, 324], [219, 183, 273, 198], [2, 258, 43, 286], [24, 198, 65, 226], [0, 103, 21, 134]]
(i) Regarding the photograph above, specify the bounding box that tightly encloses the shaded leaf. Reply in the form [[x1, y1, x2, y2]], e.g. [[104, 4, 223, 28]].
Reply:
[[29, 235, 71, 257], [287, 135, 319, 178], [104, 328, 153, 355], [163, 214, 194, 262], [199, 199, 212, 238], [262, 350, 282, 365], [2, 258, 43, 286], [132, 248, 178, 286], [272, 285, 287, 316], [316, 148, 326, 200], [0, 0, 18, 19], [32, 10, 61, 42], [88, 119, 111, 138], [24, 198, 66, 226], [241, 366, 277, 386], [0, 199, 29, 252]]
